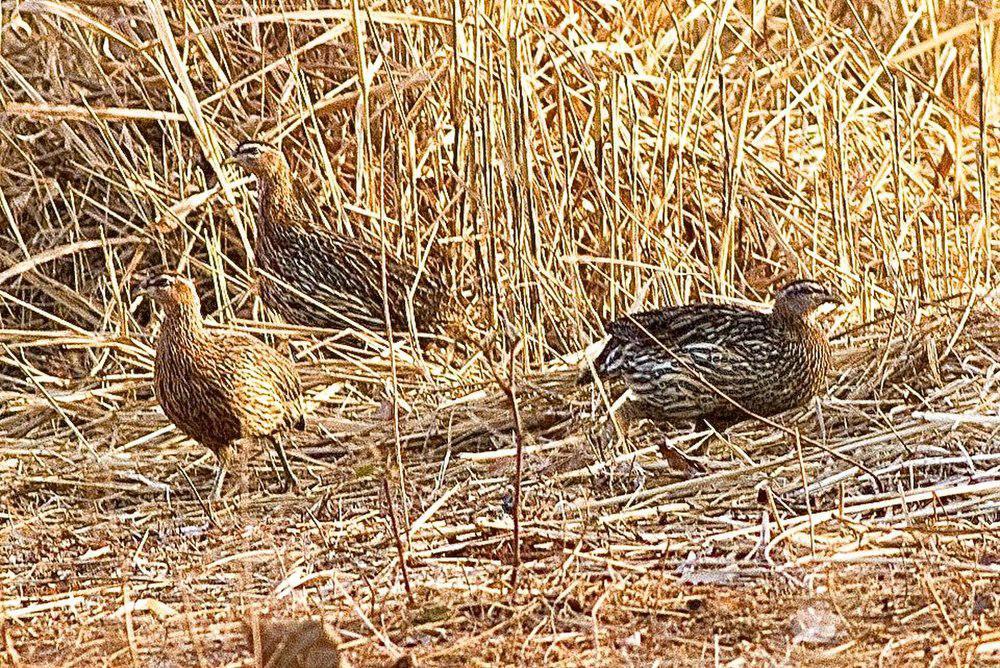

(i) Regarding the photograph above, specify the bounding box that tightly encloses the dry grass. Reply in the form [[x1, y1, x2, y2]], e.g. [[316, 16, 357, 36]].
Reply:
[[2, 0, 999, 664]]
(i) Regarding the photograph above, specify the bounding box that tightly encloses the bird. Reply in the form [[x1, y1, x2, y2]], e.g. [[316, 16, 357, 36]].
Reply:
[[227, 140, 451, 335], [579, 279, 842, 430], [139, 272, 304, 496]]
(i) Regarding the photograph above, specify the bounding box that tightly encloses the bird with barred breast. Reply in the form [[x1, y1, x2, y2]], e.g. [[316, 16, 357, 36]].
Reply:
[[228, 140, 452, 335], [139, 272, 303, 496], [579, 280, 842, 430]]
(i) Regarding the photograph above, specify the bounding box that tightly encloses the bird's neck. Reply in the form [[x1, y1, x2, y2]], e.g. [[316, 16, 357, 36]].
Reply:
[[159, 302, 205, 349], [772, 302, 808, 329], [773, 308, 828, 353], [257, 166, 307, 236]]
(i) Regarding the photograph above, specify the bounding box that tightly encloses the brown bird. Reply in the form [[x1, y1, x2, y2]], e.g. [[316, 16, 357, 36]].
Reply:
[[140, 273, 303, 495], [579, 280, 842, 429], [228, 140, 450, 334]]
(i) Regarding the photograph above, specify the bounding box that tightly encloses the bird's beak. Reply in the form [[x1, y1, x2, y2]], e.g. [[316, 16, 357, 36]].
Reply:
[[221, 156, 238, 166], [826, 290, 847, 306]]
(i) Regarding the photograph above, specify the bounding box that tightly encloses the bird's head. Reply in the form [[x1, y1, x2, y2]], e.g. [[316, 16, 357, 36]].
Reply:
[[228, 140, 287, 177], [137, 272, 200, 314], [773, 279, 842, 319]]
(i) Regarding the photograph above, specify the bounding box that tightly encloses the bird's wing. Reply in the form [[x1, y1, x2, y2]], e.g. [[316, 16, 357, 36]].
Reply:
[[601, 306, 781, 380], [287, 225, 428, 328], [207, 332, 305, 428], [670, 339, 764, 378], [606, 305, 753, 346]]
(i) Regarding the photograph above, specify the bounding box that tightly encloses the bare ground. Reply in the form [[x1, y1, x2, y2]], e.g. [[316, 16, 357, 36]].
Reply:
[[4, 310, 999, 666]]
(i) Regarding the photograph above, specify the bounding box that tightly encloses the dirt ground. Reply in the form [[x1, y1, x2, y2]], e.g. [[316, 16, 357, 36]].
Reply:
[[4, 314, 1000, 667]]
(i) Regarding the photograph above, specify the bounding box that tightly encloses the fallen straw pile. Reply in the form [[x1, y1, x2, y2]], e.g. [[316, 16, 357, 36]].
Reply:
[[2, 0, 999, 664]]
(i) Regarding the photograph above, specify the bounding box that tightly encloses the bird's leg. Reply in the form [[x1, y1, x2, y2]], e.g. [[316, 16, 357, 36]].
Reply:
[[684, 420, 721, 456], [271, 434, 300, 493], [211, 465, 227, 500], [813, 397, 827, 441], [211, 446, 236, 499], [235, 444, 250, 497]]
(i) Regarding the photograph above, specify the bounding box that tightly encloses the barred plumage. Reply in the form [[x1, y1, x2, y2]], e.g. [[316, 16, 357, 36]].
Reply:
[[140, 273, 304, 494], [580, 280, 841, 429], [230, 141, 449, 333]]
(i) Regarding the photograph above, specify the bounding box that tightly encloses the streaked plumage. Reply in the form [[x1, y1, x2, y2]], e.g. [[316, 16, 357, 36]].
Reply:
[[140, 273, 303, 494], [580, 280, 841, 428], [230, 140, 449, 333]]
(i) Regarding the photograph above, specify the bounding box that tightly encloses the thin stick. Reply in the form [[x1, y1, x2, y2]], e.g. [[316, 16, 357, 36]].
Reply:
[[504, 339, 526, 603], [794, 429, 815, 557], [176, 464, 218, 529], [382, 474, 414, 605]]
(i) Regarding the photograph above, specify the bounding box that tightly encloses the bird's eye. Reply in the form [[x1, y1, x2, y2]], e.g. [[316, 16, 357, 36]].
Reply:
[[237, 142, 263, 157]]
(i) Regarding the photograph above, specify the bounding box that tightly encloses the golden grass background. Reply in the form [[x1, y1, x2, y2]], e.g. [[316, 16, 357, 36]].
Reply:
[[2, 0, 999, 664]]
